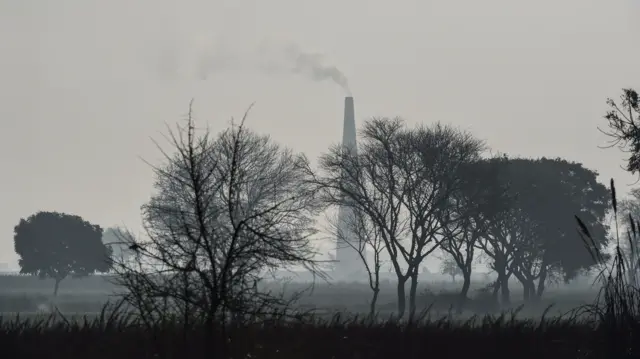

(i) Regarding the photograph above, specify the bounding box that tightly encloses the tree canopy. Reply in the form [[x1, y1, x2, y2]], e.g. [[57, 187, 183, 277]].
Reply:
[[314, 118, 485, 317], [439, 155, 513, 304], [440, 258, 463, 282], [112, 113, 324, 322], [14, 211, 112, 295], [486, 157, 610, 301]]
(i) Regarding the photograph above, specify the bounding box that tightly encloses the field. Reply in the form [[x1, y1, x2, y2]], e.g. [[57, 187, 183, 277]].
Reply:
[[0, 274, 601, 318], [0, 274, 632, 358]]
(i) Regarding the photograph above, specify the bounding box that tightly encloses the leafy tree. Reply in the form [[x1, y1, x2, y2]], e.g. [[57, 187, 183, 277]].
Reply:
[[439, 258, 462, 282], [482, 157, 610, 303], [14, 211, 112, 296], [474, 156, 520, 306]]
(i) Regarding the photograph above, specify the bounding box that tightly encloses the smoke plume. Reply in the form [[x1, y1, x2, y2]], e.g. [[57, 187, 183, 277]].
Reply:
[[282, 44, 351, 95], [179, 39, 351, 95]]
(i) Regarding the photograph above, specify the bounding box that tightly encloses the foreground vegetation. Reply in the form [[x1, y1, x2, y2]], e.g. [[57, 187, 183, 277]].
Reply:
[[0, 277, 620, 358], [0, 304, 629, 359], [0, 279, 632, 358]]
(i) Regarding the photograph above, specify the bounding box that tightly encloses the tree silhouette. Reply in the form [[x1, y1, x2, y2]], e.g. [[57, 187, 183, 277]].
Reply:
[[485, 157, 610, 303], [13, 211, 112, 296], [311, 118, 410, 317], [440, 258, 462, 283], [601, 88, 640, 174], [327, 206, 385, 318], [110, 104, 324, 356], [440, 156, 512, 309], [312, 118, 484, 318]]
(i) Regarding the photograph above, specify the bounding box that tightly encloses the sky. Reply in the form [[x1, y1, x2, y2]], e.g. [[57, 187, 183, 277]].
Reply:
[[0, 0, 639, 268]]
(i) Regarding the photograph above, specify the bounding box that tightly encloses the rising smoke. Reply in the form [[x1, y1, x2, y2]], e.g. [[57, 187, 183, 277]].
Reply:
[[283, 44, 351, 95], [177, 38, 351, 95]]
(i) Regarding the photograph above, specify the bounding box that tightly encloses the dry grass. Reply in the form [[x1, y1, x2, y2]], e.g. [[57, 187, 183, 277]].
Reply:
[[575, 178, 640, 358], [0, 305, 604, 359]]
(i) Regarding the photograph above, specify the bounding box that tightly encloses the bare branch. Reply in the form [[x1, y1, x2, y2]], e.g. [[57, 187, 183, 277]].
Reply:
[[111, 103, 326, 333]]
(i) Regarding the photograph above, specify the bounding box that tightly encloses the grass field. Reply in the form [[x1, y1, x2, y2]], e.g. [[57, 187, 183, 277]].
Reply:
[[0, 275, 628, 358], [0, 276, 601, 317], [0, 303, 615, 358]]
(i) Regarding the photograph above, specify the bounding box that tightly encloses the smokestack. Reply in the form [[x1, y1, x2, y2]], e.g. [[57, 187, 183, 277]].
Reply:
[[335, 96, 361, 280], [342, 97, 357, 152]]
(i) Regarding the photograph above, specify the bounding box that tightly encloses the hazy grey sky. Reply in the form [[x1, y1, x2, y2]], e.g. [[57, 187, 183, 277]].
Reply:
[[1, 0, 638, 267]]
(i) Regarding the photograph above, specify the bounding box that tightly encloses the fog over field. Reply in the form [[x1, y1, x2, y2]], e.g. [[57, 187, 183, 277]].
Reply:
[[2, 0, 640, 358]]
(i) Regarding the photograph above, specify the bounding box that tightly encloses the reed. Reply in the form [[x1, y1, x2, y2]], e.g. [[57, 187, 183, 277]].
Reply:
[[575, 178, 640, 358]]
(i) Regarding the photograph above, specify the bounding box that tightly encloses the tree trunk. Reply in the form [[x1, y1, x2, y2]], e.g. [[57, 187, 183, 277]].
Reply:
[[368, 263, 381, 320], [53, 278, 61, 297], [528, 281, 539, 304], [536, 266, 548, 299], [408, 270, 419, 319], [458, 271, 471, 314], [396, 277, 408, 318], [512, 270, 531, 303], [204, 315, 217, 358], [498, 271, 510, 307], [492, 280, 500, 301], [521, 280, 535, 302], [369, 288, 379, 319]]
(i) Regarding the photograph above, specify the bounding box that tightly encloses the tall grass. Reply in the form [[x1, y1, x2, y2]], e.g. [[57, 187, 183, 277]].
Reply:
[[576, 178, 640, 358], [0, 305, 597, 359]]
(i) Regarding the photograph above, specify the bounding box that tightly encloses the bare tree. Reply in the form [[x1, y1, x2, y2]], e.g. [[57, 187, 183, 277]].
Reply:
[[393, 122, 485, 317], [309, 118, 410, 317], [111, 104, 325, 355], [311, 118, 483, 318], [505, 215, 546, 302], [438, 157, 510, 311], [326, 207, 385, 318], [475, 209, 520, 307]]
